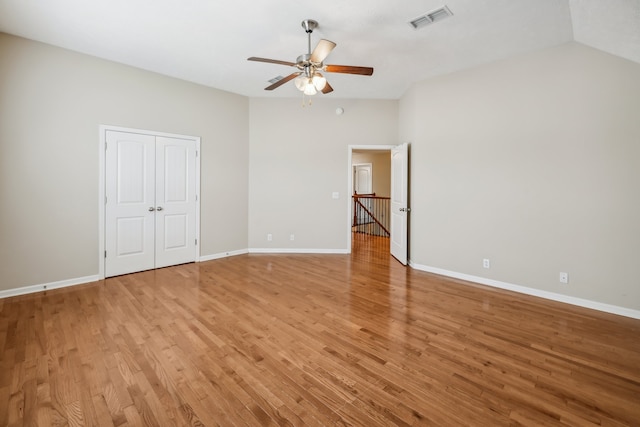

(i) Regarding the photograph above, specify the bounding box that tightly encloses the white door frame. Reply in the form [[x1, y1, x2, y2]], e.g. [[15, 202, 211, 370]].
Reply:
[[347, 145, 396, 253], [98, 125, 201, 279]]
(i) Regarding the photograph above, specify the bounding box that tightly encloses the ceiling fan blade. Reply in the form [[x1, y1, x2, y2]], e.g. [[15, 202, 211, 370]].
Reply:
[[264, 72, 300, 90], [321, 81, 333, 94], [324, 64, 374, 76], [248, 57, 296, 67], [309, 39, 336, 64]]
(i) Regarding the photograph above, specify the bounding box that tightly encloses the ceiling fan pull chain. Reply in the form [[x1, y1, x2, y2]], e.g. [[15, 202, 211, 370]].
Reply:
[[300, 92, 313, 108]]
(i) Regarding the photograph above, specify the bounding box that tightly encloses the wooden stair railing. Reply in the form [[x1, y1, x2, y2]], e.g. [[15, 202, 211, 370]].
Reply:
[[352, 193, 390, 237]]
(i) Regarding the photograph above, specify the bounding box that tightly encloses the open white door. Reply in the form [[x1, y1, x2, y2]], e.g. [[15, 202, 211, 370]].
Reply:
[[390, 142, 409, 265]]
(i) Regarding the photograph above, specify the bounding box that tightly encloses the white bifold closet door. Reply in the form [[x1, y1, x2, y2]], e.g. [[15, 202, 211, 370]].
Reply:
[[105, 130, 197, 277]]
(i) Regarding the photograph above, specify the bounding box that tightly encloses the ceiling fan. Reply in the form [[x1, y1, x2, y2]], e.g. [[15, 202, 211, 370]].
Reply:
[[247, 19, 374, 95]]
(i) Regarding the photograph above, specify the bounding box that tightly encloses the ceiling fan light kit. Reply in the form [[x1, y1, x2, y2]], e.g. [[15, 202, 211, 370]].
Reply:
[[295, 73, 327, 95], [248, 19, 374, 98]]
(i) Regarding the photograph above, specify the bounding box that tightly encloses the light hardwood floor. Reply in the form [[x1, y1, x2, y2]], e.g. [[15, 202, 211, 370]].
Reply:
[[1, 253, 639, 426]]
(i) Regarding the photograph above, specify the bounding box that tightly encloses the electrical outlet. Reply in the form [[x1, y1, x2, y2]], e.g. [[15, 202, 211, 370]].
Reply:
[[290, 234, 295, 241], [267, 233, 272, 241], [559, 272, 569, 284], [483, 259, 490, 269]]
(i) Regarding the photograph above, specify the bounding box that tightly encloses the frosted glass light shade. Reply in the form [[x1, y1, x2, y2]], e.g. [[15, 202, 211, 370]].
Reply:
[[312, 74, 327, 91], [294, 75, 307, 91], [303, 83, 317, 95]]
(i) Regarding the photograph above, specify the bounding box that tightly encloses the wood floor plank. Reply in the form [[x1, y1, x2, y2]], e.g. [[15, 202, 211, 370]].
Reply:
[[1, 252, 639, 426]]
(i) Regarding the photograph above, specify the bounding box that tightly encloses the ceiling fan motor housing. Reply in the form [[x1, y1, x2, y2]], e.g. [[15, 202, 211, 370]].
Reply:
[[296, 54, 316, 77], [296, 54, 311, 64]]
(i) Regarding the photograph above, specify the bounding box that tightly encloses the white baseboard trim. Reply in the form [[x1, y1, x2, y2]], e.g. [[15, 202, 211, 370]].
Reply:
[[8, 258, 634, 320], [0, 275, 101, 300], [409, 261, 640, 320], [249, 248, 349, 254], [199, 248, 249, 262]]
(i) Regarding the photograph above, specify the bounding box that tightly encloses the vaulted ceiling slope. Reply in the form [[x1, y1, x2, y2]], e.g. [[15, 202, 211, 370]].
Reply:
[[0, 0, 638, 99]]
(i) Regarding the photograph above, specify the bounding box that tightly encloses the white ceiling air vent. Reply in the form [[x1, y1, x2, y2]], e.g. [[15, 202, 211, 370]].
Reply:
[[268, 76, 284, 84], [409, 5, 453, 30]]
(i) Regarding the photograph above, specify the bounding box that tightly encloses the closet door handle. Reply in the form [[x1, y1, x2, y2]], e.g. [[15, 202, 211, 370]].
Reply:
[[148, 207, 155, 212], [156, 206, 163, 211]]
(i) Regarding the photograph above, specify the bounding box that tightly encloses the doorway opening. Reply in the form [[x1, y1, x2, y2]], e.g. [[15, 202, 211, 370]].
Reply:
[[349, 147, 392, 264]]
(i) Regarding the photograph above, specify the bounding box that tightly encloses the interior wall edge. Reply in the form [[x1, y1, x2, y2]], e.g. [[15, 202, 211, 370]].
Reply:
[[248, 248, 350, 254], [199, 249, 249, 262], [409, 261, 640, 320], [6, 257, 639, 322], [0, 274, 100, 300]]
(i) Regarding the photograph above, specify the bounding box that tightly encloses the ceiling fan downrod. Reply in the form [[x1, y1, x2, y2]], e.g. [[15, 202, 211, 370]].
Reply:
[[301, 19, 318, 55]]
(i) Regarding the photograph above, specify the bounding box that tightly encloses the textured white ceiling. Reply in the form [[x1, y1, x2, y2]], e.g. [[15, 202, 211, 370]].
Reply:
[[570, 0, 640, 63], [0, 0, 638, 99]]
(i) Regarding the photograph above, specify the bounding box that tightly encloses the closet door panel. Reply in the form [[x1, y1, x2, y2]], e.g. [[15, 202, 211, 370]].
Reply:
[[155, 137, 197, 268], [105, 131, 156, 277]]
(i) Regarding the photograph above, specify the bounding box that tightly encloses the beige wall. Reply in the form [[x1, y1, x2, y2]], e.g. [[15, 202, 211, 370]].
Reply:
[[249, 98, 398, 250], [0, 33, 249, 291], [2, 33, 638, 314], [352, 151, 391, 197], [399, 42, 640, 310]]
